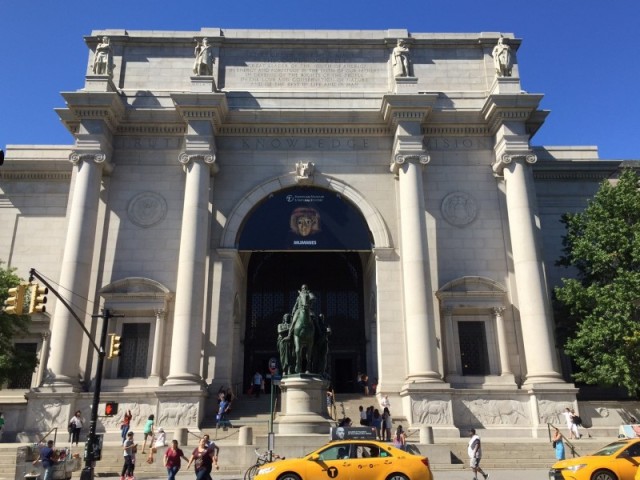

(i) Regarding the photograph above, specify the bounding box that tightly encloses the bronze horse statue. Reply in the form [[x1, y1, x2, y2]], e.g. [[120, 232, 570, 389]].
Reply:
[[290, 287, 315, 373]]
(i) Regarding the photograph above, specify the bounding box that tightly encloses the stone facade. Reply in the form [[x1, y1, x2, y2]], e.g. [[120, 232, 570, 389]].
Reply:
[[0, 28, 634, 440]]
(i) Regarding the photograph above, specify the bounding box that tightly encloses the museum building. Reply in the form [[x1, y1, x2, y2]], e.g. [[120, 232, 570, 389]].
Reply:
[[0, 27, 625, 438]]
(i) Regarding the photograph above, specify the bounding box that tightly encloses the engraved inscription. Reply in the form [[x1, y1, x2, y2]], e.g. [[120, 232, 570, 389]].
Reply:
[[424, 137, 493, 150], [216, 136, 391, 151], [223, 49, 386, 89]]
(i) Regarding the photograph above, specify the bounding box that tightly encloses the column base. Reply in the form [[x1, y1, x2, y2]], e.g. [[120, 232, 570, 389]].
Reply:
[[163, 373, 206, 389]]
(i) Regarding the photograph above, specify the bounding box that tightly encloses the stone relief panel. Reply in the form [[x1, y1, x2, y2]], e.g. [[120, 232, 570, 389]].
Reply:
[[411, 398, 453, 425], [441, 192, 478, 227], [538, 399, 568, 425], [25, 398, 67, 432], [127, 192, 168, 228], [98, 402, 147, 430], [158, 400, 199, 427], [456, 398, 529, 426]]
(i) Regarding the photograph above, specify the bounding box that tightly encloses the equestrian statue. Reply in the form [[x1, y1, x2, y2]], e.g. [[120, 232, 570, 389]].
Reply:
[[278, 284, 330, 375]]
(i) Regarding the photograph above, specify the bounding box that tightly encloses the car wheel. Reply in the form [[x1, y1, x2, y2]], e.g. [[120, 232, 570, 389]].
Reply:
[[386, 474, 409, 480], [591, 470, 618, 480], [277, 474, 302, 480]]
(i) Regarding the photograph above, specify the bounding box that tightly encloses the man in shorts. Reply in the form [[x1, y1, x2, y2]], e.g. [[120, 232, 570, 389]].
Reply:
[[467, 429, 489, 480]]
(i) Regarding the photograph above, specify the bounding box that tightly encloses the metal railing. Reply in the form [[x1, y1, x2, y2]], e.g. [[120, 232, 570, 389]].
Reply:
[[547, 423, 580, 458]]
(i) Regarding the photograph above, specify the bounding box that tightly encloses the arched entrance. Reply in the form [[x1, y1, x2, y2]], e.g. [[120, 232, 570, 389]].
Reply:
[[237, 185, 375, 393], [243, 251, 366, 393]]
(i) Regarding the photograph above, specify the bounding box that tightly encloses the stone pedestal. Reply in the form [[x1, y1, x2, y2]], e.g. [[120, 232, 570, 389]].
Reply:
[[277, 374, 331, 434]]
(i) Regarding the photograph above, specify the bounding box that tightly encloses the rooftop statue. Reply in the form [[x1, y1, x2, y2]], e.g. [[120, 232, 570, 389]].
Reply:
[[492, 36, 513, 77], [93, 37, 113, 76], [193, 37, 214, 76], [392, 39, 411, 77]]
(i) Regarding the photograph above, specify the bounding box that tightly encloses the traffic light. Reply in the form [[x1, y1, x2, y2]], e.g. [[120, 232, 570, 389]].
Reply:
[[28, 284, 48, 314], [3, 284, 26, 315], [108, 334, 121, 358], [105, 402, 118, 416]]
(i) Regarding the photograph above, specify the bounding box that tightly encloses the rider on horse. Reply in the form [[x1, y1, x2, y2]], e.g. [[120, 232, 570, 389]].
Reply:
[[285, 284, 317, 340]]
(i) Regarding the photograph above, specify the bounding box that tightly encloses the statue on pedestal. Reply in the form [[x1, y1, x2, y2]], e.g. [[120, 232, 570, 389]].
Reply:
[[492, 36, 513, 77], [392, 39, 411, 77], [193, 37, 214, 76], [279, 284, 330, 375], [93, 37, 113, 76]]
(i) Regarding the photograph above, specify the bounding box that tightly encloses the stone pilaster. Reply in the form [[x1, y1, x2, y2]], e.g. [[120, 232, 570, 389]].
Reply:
[[492, 306, 512, 375]]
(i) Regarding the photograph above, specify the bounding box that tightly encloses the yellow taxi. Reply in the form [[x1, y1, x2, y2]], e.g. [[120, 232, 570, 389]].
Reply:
[[254, 439, 433, 480], [549, 439, 640, 480]]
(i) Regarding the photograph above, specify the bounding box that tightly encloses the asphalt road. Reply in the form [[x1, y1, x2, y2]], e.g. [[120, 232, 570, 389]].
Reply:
[[141, 467, 551, 480]]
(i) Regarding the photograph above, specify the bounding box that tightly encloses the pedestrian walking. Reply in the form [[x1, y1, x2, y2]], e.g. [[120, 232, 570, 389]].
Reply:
[[468, 428, 489, 480]]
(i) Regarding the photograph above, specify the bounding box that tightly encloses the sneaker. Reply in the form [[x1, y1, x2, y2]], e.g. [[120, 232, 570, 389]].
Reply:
[[484, 474, 490, 480]]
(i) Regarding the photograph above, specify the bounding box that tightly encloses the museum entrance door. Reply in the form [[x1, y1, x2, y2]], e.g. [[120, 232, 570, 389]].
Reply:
[[243, 251, 367, 393]]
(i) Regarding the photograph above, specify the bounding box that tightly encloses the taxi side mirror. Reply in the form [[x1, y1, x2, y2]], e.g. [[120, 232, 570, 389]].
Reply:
[[310, 454, 320, 462]]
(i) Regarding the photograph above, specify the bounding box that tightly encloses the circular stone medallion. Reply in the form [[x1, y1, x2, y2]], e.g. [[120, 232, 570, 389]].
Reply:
[[441, 191, 478, 227], [127, 192, 167, 228]]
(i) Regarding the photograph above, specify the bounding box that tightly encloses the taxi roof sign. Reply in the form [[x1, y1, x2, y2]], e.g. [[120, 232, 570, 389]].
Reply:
[[330, 426, 377, 441]]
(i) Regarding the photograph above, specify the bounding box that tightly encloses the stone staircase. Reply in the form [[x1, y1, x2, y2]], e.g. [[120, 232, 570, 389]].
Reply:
[[0, 393, 622, 479]]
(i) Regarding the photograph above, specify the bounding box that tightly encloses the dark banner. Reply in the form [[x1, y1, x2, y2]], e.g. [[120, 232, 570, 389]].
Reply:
[[330, 426, 377, 441], [238, 187, 372, 251]]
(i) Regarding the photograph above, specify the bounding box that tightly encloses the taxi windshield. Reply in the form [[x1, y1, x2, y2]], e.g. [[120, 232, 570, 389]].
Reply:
[[592, 442, 629, 456]]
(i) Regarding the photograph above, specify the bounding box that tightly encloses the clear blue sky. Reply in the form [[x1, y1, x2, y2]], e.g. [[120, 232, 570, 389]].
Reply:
[[2, 0, 639, 160]]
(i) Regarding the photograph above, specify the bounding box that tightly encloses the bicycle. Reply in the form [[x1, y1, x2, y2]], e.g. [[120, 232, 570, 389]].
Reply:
[[244, 448, 284, 480]]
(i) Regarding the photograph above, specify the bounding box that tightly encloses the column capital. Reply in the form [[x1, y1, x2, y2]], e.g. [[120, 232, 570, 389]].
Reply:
[[390, 152, 431, 176], [178, 152, 219, 175], [492, 152, 537, 176], [492, 306, 507, 316], [69, 151, 114, 174]]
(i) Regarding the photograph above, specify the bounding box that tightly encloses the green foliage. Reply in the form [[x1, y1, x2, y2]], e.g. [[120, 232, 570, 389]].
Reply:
[[0, 262, 39, 387], [555, 169, 640, 395]]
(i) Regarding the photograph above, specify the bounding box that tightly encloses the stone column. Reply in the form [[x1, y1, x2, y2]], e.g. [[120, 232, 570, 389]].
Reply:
[[497, 154, 562, 384], [483, 90, 564, 387], [165, 92, 227, 388], [392, 152, 441, 382], [382, 94, 442, 385], [492, 307, 512, 375], [164, 153, 216, 386], [46, 152, 110, 388]]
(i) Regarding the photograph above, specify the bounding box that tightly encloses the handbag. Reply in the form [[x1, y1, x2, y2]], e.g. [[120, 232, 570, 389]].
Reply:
[[552, 440, 556, 448]]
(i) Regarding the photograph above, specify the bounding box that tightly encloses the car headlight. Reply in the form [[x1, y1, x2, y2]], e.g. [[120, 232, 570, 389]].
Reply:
[[256, 466, 275, 475], [565, 464, 587, 472]]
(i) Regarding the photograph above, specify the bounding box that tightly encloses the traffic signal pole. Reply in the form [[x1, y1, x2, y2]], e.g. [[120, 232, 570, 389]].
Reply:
[[81, 308, 122, 480], [29, 268, 123, 480]]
